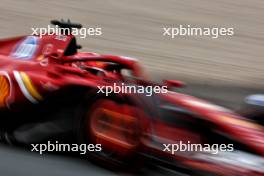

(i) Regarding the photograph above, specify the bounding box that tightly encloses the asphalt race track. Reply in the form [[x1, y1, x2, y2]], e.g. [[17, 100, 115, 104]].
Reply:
[[0, 0, 263, 175], [0, 145, 116, 176]]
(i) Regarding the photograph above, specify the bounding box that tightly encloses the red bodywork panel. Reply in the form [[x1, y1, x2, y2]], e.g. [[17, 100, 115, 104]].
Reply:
[[0, 34, 143, 108]]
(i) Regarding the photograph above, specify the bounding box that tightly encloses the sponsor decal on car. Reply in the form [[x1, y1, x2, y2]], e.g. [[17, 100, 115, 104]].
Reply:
[[42, 44, 54, 55], [11, 36, 39, 60]]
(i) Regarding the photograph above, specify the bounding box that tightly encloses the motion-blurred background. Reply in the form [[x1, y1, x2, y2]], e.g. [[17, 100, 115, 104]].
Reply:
[[0, 0, 263, 175]]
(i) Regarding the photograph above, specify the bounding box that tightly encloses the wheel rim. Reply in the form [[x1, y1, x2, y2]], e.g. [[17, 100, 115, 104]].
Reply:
[[88, 99, 140, 156]]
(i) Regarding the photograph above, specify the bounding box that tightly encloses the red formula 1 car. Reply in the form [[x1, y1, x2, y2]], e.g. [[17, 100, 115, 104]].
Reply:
[[0, 20, 264, 175]]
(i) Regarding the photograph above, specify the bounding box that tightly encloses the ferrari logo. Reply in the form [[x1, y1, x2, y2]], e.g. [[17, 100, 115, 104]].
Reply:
[[0, 75, 10, 108]]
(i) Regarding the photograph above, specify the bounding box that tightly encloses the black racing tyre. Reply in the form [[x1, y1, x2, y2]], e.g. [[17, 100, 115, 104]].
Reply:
[[75, 93, 145, 171]]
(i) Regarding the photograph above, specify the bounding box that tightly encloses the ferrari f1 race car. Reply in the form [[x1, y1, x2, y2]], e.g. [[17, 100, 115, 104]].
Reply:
[[0, 20, 263, 175]]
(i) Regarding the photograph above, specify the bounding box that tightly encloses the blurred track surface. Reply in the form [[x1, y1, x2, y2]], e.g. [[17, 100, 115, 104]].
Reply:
[[0, 145, 116, 176]]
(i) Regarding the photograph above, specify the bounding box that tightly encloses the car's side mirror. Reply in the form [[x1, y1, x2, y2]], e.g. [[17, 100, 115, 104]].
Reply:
[[163, 80, 186, 89]]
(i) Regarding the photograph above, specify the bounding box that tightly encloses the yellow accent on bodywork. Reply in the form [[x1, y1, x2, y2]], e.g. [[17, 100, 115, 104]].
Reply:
[[20, 72, 43, 101], [220, 115, 263, 130], [0, 75, 10, 107]]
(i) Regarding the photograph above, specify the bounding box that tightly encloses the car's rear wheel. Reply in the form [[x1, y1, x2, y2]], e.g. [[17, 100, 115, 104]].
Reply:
[[76, 94, 144, 170]]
